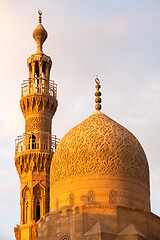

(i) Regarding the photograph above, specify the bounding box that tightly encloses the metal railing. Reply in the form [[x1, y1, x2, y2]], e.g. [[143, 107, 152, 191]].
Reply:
[[15, 133, 60, 155], [21, 78, 57, 98]]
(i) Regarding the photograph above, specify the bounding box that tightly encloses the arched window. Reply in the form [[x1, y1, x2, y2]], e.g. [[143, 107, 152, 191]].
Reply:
[[33, 183, 44, 221], [22, 186, 30, 224], [36, 200, 40, 221], [109, 190, 117, 205]]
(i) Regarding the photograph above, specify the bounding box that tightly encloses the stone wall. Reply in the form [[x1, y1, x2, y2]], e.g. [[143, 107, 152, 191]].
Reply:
[[37, 206, 160, 240]]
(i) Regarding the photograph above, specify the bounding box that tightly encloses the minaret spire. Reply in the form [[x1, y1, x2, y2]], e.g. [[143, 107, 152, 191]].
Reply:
[[95, 77, 102, 111], [32, 10, 48, 54]]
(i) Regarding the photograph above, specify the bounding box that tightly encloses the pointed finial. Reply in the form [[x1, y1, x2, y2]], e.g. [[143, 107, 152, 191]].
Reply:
[[95, 77, 102, 111], [38, 10, 42, 23]]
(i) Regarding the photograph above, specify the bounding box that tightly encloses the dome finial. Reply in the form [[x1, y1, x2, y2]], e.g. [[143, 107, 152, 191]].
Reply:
[[95, 76, 102, 111], [32, 10, 48, 54], [38, 10, 42, 23]]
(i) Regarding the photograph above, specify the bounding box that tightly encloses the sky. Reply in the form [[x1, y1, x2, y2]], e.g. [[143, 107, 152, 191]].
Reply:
[[0, 0, 160, 239]]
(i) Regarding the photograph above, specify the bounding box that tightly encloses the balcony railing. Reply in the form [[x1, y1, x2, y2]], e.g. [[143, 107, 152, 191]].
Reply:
[[15, 133, 60, 155], [21, 78, 57, 98]]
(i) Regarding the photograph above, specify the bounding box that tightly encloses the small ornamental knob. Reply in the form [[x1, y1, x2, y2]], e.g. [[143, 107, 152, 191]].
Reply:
[[95, 77, 102, 111]]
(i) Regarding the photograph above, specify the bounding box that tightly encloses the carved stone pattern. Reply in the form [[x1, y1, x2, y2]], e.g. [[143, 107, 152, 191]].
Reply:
[[88, 191, 95, 205], [15, 152, 53, 176], [70, 194, 74, 208], [109, 190, 117, 205], [25, 117, 51, 133], [20, 95, 58, 118], [33, 184, 43, 197], [50, 111, 149, 186]]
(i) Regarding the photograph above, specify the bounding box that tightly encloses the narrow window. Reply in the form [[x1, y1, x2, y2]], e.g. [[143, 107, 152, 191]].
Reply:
[[35, 61, 39, 78], [26, 202, 28, 223], [36, 200, 40, 221], [47, 201, 50, 212], [32, 135, 36, 149]]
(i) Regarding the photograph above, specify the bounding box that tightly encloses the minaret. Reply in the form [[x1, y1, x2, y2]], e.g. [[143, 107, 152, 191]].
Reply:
[[14, 11, 59, 240]]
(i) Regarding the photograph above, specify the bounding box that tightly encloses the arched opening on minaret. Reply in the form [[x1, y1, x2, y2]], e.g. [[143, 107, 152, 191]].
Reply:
[[42, 62, 46, 79], [35, 61, 39, 78], [32, 134, 36, 149], [36, 200, 40, 221], [29, 134, 36, 149], [42, 62, 50, 80], [22, 186, 30, 224], [33, 183, 45, 222]]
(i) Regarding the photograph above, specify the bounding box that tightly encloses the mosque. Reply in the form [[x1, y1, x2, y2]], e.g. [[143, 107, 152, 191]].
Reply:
[[14, 11, 160, 240]]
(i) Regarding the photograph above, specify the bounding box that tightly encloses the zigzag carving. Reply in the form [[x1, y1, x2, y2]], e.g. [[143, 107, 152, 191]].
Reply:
[[20, 95, 58, 118], [15, 152, 53, 176]]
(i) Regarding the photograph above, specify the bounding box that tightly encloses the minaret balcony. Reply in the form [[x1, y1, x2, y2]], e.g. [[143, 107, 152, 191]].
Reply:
[[21, 78, 57, 98], [15, 133, 60, 155]]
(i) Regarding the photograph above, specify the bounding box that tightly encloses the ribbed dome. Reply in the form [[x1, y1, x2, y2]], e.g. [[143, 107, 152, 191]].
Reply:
[[50, 111, 150, 212]]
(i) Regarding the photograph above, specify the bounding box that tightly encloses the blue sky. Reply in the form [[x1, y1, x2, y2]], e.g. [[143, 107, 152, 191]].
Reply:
[[0, 0, 160, 239]]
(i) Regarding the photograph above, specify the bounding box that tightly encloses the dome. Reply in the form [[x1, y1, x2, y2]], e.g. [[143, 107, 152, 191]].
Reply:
[[50, 111, 150, 212]]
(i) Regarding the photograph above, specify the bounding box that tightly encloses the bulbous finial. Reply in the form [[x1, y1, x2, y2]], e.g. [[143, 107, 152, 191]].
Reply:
[[95, 77, 102, 111], [32, 10, 48, 54]]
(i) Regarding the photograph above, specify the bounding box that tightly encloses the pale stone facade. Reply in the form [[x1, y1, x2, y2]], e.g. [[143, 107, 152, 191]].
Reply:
[[15, 12, 160, 240]]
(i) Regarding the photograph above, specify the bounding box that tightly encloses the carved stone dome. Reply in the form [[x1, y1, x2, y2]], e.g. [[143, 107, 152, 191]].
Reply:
[[50, 111, 150, 212]]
